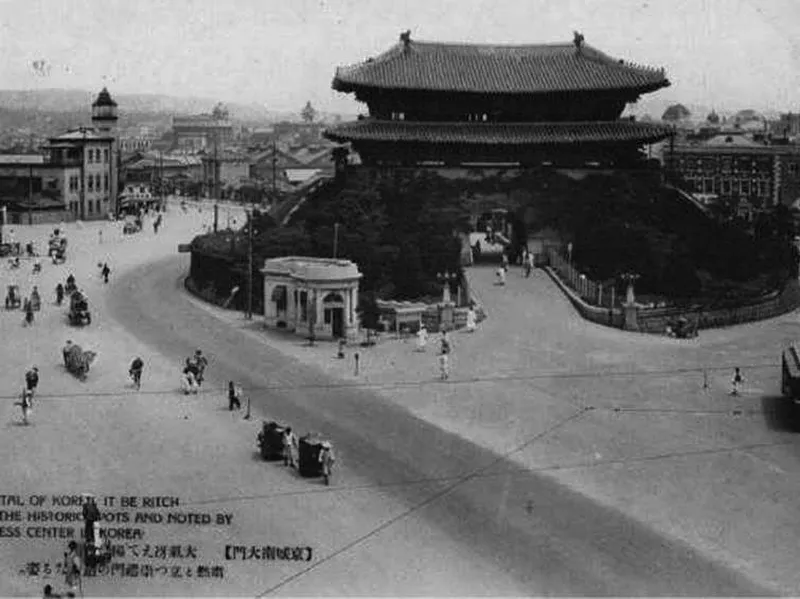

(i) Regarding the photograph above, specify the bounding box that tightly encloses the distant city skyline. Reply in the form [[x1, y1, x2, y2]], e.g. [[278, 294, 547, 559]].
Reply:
[[2, 0, 800, 117]]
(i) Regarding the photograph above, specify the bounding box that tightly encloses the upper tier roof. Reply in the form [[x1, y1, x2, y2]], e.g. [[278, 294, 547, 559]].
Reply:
[[333, 35, 670, 95]]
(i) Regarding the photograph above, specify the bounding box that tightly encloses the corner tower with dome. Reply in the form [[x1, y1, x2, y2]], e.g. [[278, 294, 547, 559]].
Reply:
[[45, 87, 121, 220]]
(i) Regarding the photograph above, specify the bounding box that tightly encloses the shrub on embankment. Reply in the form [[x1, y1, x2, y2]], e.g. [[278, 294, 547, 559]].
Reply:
[[187, 172, 468, 312]]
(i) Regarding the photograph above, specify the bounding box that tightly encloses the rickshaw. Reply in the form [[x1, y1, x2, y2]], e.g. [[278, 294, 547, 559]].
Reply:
[[68, 291, 91, 326], [4, 285, 21, 310], [257, 421, 288, 461], [49, 237, 67, 263], [123, 215, 142, 235], [298, 433, 335, 484]]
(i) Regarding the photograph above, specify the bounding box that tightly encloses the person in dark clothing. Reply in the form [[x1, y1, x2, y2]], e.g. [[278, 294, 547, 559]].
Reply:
[[82, 496, 100, 548], [129, 357, 144, 390], [101, 263, 110, 284], [228, 381, 241, 411], [25, 366, 39, 395], [56, 283, 64, 306]]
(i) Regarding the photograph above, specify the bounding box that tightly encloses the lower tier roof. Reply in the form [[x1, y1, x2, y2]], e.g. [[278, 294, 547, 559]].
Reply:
[[324, 120, 674, 146]]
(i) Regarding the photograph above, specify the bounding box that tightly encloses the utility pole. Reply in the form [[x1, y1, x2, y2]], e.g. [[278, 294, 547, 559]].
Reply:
[[271, 139, 277, 198], [27, 163, 33, 225], [246, 207, 253, 320], [159, 150, 164, 210], [333, 223, 340, 258]]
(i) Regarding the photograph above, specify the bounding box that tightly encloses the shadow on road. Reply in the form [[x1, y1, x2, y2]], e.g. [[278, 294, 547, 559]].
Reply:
[[762, 395, 800, 433]]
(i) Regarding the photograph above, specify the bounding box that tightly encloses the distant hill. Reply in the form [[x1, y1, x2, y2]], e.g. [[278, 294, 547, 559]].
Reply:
[[0, 88, 294, 122]]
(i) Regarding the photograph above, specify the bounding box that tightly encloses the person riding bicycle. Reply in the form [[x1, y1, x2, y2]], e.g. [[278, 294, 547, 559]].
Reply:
[[129, 357, 144, 390]]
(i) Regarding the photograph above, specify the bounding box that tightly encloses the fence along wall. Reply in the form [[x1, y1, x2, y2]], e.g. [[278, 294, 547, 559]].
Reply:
[[544, 247, 800, 332]]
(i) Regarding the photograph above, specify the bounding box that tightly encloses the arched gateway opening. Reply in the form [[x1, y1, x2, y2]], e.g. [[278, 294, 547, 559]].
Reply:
[[323, 292, 345, 338]]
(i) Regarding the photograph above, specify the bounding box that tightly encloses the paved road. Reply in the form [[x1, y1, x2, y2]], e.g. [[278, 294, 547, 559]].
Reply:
[[105, 254, 775, 596]]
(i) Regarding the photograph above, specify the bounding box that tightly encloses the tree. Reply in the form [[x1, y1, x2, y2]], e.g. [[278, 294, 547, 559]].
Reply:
[[301, 101, 317, 124], [661, 104, 691, 122], [212, 102, 229, 121]]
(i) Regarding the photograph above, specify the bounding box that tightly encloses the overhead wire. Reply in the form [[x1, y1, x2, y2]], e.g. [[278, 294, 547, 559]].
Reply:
[[256, 406, 591, 596], [0, 361, 780, 401]]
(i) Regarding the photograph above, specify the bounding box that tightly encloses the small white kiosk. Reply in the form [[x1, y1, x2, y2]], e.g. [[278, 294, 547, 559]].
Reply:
[[262, 256, 362, 340]]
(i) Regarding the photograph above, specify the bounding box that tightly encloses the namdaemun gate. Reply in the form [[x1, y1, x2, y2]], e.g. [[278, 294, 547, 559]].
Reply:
[[324, 31, 673, 170]]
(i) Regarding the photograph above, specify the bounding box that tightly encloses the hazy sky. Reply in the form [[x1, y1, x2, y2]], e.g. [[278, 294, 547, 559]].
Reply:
[[2, 0, 800, 115]]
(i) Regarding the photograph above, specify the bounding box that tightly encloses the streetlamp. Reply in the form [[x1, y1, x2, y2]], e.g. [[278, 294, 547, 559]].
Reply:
[[437, 271, 457, 304], [620, 272, 640, 306]]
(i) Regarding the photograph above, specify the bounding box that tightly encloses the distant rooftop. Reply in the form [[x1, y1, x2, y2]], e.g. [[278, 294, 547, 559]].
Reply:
[[49, 127, 114, 142], [0, 154, 45, 165]]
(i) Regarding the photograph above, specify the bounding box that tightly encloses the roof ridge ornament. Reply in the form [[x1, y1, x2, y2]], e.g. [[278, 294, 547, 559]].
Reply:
[[573, 30, 585, 52], [400, 30, 412, 53]]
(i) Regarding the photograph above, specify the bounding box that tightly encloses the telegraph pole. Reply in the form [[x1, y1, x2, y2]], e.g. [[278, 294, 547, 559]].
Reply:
[[246, 207, 253, 320], [27, 163, 33, 225], [271, 139, 277, 198]]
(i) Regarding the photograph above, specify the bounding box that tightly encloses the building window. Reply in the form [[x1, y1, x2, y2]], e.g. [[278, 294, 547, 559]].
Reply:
[[741, 180, 750, 195], [722, 179, 732, 194], [104, 149, 109, 163], [87, 150, 93, 164], [104, 174, 109, 191], [759, 180, 769, 197], [88, 176, 94, 191], [88, 200, 93, 214], [324, 308, 332, 324], [96, 174, 101, 189], [96, 199, 101, 213], [703, 178, 714, 194], [790, 163, 799, 176]]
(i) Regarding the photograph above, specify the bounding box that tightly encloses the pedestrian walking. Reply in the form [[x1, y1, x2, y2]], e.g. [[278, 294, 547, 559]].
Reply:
[[25, 366, 39, 396], [101, 263, 110, 284], [98, 229, 103, 245], [129, 357, 144, 390], [55, 283, 64, 306], [525, 251, 534, 278], [501, 252, 509, 271], [416, 325, 428, 352], [440, 330, 451, 355], [30, 286, 41, 311], [181, 368, 199, 395], [439, 351, 450, 380], [82, 495, 100, 548], [23, 298, 34, 326], [282, 427, 298, 468], [17, 388, 33, 425], [227, 381, 242, 411], [318, 441, 335, 485], [63, 541, 81, 597], [465, 305, 477, 333], [731, 367, 744, 396], [496, 267, 506, 286]]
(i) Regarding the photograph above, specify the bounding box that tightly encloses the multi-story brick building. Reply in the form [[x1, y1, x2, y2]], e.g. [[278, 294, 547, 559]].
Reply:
[[664, 139, 800, 217], [0, 154, 80, 223], [172, 115, 234, 151], [0, 88, 121, 222]]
